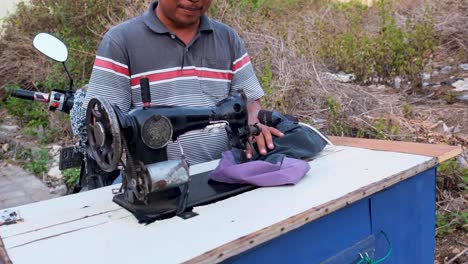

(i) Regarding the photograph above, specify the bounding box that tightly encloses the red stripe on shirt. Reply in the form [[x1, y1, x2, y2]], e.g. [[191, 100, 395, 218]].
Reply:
[[232, 55, 251, 72], [130, 69, 233, 87], [94, 58, 130, 76]]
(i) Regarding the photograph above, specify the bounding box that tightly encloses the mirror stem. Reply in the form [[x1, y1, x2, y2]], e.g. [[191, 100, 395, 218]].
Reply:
[[63, 62, 74, 91]]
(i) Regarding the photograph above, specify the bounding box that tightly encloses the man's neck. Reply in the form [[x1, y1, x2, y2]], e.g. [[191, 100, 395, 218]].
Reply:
[[155, 7, 200, 45]]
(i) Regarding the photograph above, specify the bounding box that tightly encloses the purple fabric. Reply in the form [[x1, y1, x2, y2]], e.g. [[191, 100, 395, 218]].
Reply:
[[208, 151, 311, 186]]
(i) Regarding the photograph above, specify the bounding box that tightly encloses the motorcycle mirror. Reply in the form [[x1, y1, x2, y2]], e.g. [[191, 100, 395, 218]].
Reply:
[[33, 33, 68, 62]]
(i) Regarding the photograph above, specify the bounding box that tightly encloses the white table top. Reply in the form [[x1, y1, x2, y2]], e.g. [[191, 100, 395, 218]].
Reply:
[[0, 145, 436, 264]]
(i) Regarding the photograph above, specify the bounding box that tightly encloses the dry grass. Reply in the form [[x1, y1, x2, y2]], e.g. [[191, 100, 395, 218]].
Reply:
[[0, 0, 149, 99], [0, 0, 466, 137], [230, 0, 468, 137], [431, 0, 468, 56], [0, 32, 53, 99], [212, 0, 382, 128]]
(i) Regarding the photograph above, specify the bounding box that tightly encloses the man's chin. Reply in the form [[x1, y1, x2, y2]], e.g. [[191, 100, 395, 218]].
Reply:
[[179, 7, 202, 16], [173, 15, 200, 27]]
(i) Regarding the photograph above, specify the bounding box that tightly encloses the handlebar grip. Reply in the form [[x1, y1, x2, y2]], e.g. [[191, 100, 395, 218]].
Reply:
[[11, 89, 49, 103], [11, 89, 35, 101]]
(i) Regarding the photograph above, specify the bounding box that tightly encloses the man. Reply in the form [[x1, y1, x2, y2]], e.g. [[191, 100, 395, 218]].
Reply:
[[83, 0, 282, 166]]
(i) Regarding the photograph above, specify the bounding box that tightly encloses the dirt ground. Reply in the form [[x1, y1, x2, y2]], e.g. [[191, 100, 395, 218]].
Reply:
[[436, 230, 468, 264]]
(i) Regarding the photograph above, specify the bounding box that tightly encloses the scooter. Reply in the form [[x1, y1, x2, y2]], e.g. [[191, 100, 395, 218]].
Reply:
[[9, 33, 119, 192]]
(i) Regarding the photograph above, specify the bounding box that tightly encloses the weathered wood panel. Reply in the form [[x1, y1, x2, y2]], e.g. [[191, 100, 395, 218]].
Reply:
[[330, 136, 462, 163]]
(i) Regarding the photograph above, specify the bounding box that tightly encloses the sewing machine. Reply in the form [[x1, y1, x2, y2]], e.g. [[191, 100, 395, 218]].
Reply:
[[85, 78, 259, 221], [8, 33, 259, 221]]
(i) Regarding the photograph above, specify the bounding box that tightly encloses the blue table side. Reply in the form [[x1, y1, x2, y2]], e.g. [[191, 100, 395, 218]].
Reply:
[[224, 167, 437, 264]]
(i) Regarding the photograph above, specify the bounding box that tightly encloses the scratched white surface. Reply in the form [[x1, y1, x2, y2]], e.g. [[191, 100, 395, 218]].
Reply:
[[0, 146, 434, 264]]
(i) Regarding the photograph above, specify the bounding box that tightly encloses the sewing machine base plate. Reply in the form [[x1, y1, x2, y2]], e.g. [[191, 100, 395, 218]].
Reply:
[[113, 170, 255, 223]]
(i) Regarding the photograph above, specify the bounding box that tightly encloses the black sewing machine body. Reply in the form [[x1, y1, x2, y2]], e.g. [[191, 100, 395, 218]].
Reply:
[[85, 88, 256, 222], [119, 94, 249, 165]]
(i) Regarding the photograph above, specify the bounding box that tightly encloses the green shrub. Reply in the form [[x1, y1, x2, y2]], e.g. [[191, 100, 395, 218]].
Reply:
[[3, 94, 48, 128], [62, 167, 81, 186], [38, 127, 61, 145], [436, 159, 468, 237], [372, 117, 399, 139], [438, 159, 468, 192], [226, 0, 302, 12], [401, 102, 413, 118], [26, 148, 49, 175], [446, 91, 457, 104], [317, 0, 436, 86], [436, 211, 468, 238], [16, 147, 32, 160], [325, 96, 348, 136], [2, 86, 63, 143]]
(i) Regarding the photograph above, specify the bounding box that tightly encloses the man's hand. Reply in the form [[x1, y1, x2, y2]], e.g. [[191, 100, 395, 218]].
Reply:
[[246, 122, 283, 159], [246, 99, 284, 159]]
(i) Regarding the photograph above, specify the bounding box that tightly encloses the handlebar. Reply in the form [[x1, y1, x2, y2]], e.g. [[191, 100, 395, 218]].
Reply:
[[11, 89, 35, 101], [10, 88, 74, 114], [11, 88, 49, 103]]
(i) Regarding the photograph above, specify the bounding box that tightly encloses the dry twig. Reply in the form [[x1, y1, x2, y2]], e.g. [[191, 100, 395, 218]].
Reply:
[[445, 247, 468, 264]]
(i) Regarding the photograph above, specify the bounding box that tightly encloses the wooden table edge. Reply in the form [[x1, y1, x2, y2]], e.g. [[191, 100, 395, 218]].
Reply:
[[0, 233, 12, 264], [329, 136, 462, 163]]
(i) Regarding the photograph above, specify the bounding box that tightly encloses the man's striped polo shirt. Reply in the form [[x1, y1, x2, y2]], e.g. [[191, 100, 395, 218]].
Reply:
[[84, 1, 265, 165]]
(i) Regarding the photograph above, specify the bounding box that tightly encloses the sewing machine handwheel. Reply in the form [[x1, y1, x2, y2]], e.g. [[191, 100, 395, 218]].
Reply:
[[86, 96, 122, 172]]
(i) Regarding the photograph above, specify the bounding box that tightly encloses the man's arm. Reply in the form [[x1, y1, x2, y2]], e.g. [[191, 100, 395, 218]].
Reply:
[[83, 32, 132, 115], [229, 28, 283, 158]]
